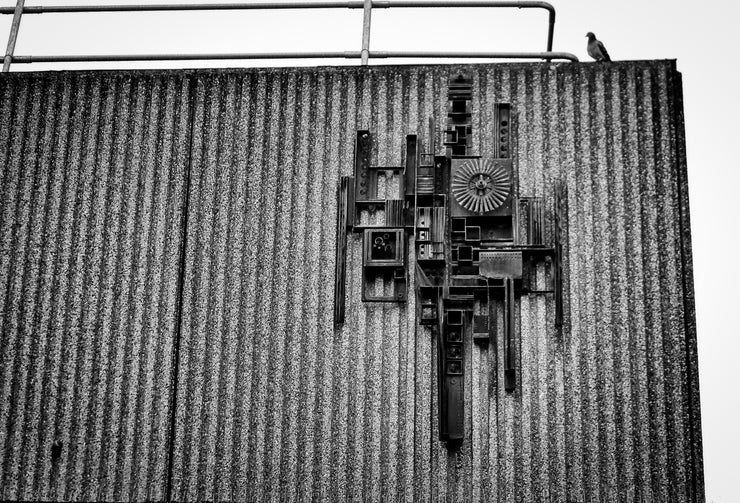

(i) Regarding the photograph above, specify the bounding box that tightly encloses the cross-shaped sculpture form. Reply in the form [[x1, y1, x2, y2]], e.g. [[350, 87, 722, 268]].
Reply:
[[334, 72, 567, 445]]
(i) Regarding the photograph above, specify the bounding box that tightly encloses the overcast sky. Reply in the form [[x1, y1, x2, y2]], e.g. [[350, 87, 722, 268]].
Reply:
[[1, 0, 738, 501]]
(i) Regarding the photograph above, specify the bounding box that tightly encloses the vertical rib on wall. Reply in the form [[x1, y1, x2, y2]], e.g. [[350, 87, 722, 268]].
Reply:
[[0, 72, 191, 501]]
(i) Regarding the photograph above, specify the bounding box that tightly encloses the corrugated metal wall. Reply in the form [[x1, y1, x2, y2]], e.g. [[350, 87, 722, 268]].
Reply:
[[0, 61, 703, 502], [0, 72, 191, 501]]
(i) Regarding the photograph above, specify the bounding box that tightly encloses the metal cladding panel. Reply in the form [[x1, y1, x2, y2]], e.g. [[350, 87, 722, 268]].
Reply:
[[168, 68, 447, 502], [0, 72, 191, 501], [170, 62, 701, 502], [0, 60, 702, 503]]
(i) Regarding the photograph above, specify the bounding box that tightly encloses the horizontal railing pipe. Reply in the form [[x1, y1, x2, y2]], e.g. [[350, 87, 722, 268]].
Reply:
[[1, 1, 569, 70], [372, 51, 576, 61], [0, 1, 552, 13], [8, 50, 577, 64], [0, 1, 555, 52], [0, 2, 365, 14], [9, 52, 363, 63]]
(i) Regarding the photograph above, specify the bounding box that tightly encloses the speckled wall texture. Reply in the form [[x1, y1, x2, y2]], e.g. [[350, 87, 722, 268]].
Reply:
[[0, 61, 702, 502]]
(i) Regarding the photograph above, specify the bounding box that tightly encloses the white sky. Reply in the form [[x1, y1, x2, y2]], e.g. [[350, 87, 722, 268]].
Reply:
[[1, 0, 738, 501]]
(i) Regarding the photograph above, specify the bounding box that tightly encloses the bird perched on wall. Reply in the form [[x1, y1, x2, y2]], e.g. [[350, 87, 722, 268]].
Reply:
[[586, 32, 611, 62]]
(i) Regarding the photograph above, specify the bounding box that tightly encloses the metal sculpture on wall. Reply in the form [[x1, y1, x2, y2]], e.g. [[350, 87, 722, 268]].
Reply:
[[335, 72, 567, 444]]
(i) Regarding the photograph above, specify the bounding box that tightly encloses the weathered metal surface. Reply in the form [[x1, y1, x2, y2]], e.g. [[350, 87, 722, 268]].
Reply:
[[0, 61, 703, 502], [0, 71, 191, 501]]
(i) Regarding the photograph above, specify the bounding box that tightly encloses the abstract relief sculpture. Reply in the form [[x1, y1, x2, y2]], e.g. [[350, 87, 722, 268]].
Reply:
[[335, 72, 567, 444]]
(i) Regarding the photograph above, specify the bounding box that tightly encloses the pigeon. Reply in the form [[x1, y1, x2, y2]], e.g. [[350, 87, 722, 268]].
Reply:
[[586, 32, 611, 62]]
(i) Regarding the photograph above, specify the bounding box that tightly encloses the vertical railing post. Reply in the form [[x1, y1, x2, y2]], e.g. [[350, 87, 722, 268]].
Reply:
[[360, 0, 372, 65], [2, 0, 25, 72]]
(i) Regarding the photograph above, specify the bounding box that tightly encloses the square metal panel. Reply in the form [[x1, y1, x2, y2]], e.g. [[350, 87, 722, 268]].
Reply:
[[449, 157, 514, 217]]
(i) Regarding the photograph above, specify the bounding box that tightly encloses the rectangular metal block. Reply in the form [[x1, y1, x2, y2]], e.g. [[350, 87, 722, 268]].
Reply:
[[465, 226, 481, 242], [446, 360, 463, 375], [420, 303, 437, 325], [405, 135, 417, 198], [479, 251, 523, 279], [446, 310, 464, 326], [443, 375, 464, 441], [452, 218, 466, 232], [473, 315, 490, 343], [384, 199, 405, 227], [494, 103, 512, 158], [457, 245, 473, 263], [363, 228, 405, 267], [446, 328, 462, 342], [353, 130, 373, 201], [446, 345, 463, 359]]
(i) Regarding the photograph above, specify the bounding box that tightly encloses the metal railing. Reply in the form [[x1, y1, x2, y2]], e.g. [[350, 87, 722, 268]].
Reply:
[[1, 0, 579, 72]]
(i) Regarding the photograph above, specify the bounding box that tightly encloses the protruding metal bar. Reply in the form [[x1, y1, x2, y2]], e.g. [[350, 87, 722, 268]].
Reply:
[[405, 135, 418, 199], [504, 276, 516, 391], [354, 130, 373, 202], [441, 308, 465, 442], [361, 0, 372, 65], [2, 0, 24, 72], [554, 180, 567, 328], [334, 176, 353, 326]]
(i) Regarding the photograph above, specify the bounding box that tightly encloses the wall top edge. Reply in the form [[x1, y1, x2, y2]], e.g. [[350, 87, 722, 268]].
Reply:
[[0, 58, 679, 80]]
